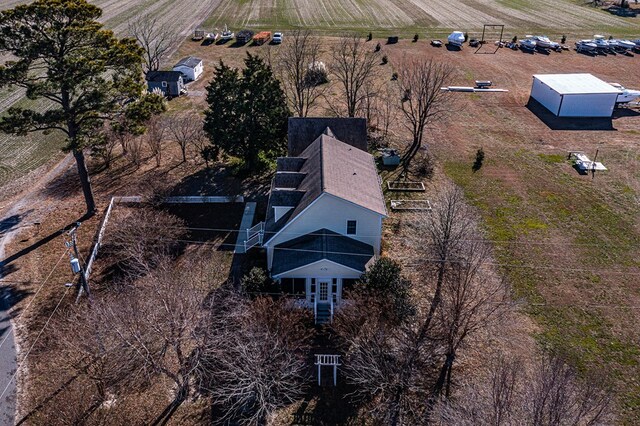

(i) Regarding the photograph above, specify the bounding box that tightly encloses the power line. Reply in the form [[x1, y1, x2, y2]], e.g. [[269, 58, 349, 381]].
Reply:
[[0, 283, 72, 404], [0, 248, 69, 354], [115, 224, 639, 249], [107, 235, 640, 276]]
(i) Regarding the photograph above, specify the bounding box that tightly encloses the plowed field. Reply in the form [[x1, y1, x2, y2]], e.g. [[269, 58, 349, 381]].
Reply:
[[0, 0, 222, 189], [204, 0, 640, 36]]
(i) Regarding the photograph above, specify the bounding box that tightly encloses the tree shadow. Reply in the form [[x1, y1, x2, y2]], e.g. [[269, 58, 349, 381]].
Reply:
[[0, 283, 32, 321], [0, 214, 23, 237], [0, 212, 94, 275], [42, 166, 81, 200], [170, 165, 271, 200], [526, 97, 615, 131]]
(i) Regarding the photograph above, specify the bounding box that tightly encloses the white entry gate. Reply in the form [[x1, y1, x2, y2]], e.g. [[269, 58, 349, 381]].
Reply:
[[315, 354, 341, 386]]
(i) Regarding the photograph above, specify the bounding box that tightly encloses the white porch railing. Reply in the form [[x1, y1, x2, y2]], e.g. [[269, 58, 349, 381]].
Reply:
[[243, 222, 264, 251], [313, 297, 318, 323]]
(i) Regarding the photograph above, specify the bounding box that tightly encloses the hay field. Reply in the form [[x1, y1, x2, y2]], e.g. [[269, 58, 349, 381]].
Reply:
[[203, 0, 640, 35], [0, 0, 222, 189]]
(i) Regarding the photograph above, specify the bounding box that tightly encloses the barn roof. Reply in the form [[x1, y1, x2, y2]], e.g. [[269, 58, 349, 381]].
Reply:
[[533, 74, 621, 95], [174, 56, 203, 69]]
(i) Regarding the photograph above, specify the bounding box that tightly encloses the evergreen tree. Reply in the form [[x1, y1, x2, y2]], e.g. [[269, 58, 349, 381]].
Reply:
[[203, 53, 290, 171], [361, 257, 415, 323], [0, 0, 151, 214]]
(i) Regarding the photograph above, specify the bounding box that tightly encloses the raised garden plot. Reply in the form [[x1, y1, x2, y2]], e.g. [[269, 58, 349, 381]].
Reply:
[[387, 181, 425, 191], [390, 199, 432, 211]]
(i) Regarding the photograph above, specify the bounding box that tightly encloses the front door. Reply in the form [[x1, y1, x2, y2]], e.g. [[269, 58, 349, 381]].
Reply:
[[318, 280, 330, 304]]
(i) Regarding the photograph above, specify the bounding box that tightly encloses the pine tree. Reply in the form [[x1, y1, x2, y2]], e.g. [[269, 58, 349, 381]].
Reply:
[[203, 53, 290, 172], [0, 0, 151, 214]]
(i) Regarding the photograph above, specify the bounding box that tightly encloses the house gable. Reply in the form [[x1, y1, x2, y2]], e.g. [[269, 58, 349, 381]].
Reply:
[[272, 259, 365, 280]]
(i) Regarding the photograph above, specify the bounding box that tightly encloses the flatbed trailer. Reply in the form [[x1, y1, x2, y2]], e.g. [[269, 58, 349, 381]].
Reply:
[[254, 31, 271, 45]]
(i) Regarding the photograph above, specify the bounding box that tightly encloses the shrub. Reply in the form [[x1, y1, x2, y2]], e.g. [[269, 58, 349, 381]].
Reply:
[[414, 152, 435, 179], [464, 32, 469, 42], [512, 35, 518, 43], [241, 267, 274, 294], [361, 258, 415, 323], [381, 55, 388, 64], [561, 34, 566, 44], [368, 31, 372, 41], [304, 61, 329, 87], [391, 72, 398, 81], [375, 42, 381, 52], [413, 33, 419, 42], [472, 147, 485, 172]]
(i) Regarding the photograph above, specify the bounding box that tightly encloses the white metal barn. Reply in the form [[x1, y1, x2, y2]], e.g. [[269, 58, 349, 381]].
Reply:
[[530, 74, 621, 117]]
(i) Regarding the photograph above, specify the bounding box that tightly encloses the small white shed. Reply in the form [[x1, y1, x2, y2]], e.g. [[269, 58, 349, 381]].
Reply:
[[172, 56, 203, 82], [530, 74, 621, 117]]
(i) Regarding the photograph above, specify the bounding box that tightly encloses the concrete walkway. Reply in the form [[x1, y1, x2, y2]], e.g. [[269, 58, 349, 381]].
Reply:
[[234, 202, 256, 254]]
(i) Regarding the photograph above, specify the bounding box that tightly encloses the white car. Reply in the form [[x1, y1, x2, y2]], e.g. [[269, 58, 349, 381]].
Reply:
[[273, 32, 283, 44]]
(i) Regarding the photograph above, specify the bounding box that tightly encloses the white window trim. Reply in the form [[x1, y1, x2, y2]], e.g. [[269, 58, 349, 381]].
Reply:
[[161, 81, 167, 87]]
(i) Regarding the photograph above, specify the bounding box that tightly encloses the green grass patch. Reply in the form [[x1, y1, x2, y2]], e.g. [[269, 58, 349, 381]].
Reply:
[[443, 152, 640, 422], [537, 153, 566, 164]]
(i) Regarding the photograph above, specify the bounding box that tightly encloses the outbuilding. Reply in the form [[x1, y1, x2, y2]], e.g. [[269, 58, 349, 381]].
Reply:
[[530, 74, 621, 118], [146, 71, 185, 97], [172, 56, 203, 82]]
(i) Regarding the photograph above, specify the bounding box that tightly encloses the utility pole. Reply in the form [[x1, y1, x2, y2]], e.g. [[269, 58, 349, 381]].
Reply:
[[66, 222, 91, 301]]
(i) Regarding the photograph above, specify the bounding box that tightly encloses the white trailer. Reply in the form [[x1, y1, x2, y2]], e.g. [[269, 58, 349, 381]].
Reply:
[[530, 74, 621, 117]]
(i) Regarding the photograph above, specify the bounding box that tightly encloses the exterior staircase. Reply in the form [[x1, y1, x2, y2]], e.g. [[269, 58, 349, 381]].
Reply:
[[315, 303, 331, 324]]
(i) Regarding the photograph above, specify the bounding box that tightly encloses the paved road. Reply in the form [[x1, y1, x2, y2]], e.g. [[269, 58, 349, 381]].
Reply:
[[0, 285, 16, 426], [0, 154, 73, 425]]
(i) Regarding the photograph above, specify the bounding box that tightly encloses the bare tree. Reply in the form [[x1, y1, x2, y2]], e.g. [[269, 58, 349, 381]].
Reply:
[[127, 135, 145, 166], [432, 241, 511, 398], [202, 297, 313, 425], [397, 58, 453, 174], [92, 126, 120, 168], [439, 353, 614, 425], [167, 112, 204, 162], [330, 34, 381, 117], [276, 30, 326, 117], [374, 81, 399, 140], [333, 289, 442, 425], [102, 207, 186, 277], [145, 115, 166, 167], [104, 255, 228, 424], [128, 14, 177, 75]]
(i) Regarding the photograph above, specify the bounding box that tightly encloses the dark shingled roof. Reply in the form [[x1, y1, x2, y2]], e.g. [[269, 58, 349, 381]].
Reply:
[[174, 56, 202, 69], [276, 157, 305, 172], [264, 127, 386, 242], [288, 117, 367, 156], [271, 229, 374, 275], [146, 71, 183, 82]]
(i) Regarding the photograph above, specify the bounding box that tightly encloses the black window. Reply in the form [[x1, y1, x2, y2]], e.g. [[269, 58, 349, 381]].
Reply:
[[347, 220, 357, 235], [280, 278, 306, 296], [342, 278, 358, 289]]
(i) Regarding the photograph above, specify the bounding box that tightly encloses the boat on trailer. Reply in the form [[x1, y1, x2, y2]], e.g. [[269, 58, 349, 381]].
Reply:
[[447, 31, 465, 47], [221, 25, 234, 41], [519, 38, 537, 51]]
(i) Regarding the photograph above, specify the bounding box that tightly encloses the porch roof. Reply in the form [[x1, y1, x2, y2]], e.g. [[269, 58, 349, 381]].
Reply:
[[272, 229, 374, 276]]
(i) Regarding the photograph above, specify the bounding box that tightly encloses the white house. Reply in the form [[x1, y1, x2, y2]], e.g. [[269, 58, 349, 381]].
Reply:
[[172, 56, 203, 82], [245, 118, 387, 323], [530, 73, 621, 117]]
